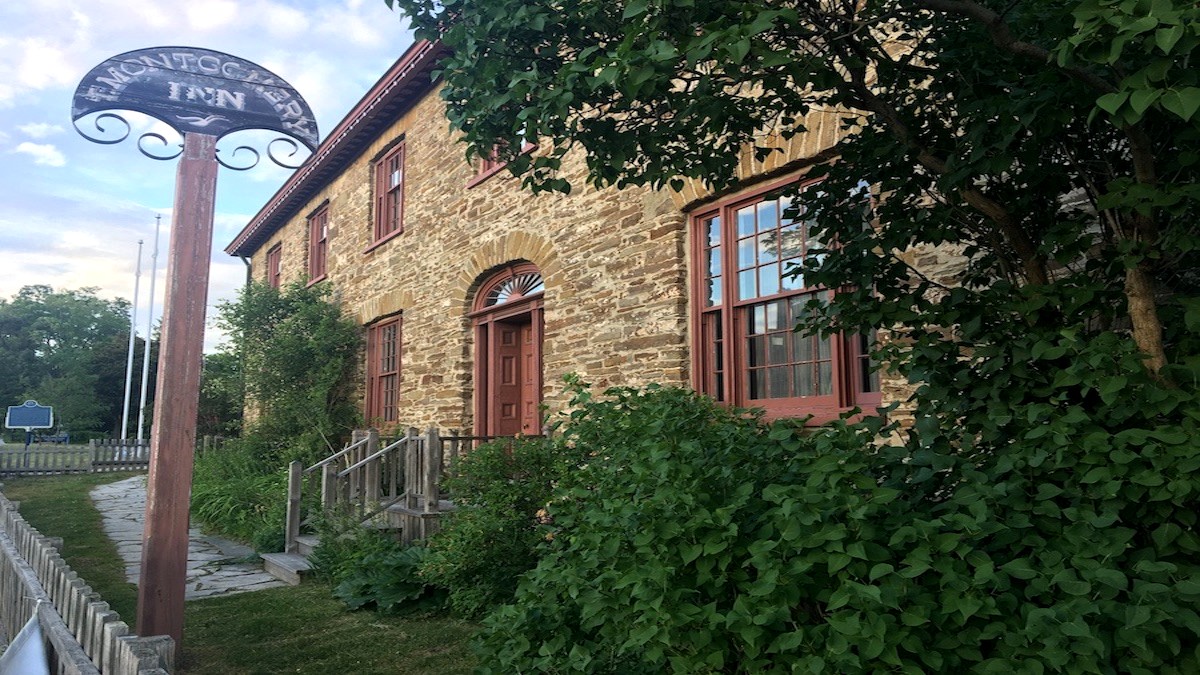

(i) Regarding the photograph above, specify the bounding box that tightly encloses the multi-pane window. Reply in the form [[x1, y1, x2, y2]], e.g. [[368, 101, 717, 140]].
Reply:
[[266, 244, 282, 289], [308, 205, 328, 281], [374, 143, 404, 241], [471, 133, 536, 185], [367, 317, 401, 424], [693, 181, 880, 420]]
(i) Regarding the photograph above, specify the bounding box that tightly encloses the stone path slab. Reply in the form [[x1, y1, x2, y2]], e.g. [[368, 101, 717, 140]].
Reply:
[[90, 475, 286, 599]]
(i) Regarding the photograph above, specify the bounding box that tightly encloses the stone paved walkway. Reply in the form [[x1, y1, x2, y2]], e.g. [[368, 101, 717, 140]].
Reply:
[[90, 475, 286, 599]]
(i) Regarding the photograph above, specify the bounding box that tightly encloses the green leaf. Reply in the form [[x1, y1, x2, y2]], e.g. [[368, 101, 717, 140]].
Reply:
[[869, 563, 894, 581], [622, 0, 649, 19], [1096, 91, 1130, 115], [1001, 559, 1038, 580], [1161, 87, 1200, 122], [1155, 24, 1184, 53], [727, 38, 751, 64]]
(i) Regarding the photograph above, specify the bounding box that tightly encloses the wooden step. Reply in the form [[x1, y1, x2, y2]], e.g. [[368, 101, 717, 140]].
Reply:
[[295, 534, 320, 557], [260, 552, 311, 586]]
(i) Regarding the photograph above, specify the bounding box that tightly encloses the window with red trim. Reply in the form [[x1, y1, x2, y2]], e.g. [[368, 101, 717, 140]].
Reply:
[[366, 316, 401, 425], [692, 181, 880, 420], [266, 244, 282, 289], [470, 135, 536, 186], [374, 143, 404, 241], [308, 205, 328, 281]]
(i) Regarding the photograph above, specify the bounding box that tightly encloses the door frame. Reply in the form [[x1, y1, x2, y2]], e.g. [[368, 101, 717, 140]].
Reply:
[[469, 263, 544, 436]]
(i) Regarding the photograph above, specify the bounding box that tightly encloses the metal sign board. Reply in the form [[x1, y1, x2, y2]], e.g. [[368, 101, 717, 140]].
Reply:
[[72, 46, 318, 151], [5, 401, 54, 429]]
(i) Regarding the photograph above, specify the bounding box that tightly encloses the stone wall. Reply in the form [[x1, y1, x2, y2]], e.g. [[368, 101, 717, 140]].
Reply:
[[250, 91, 690, 431], [246, 83, 933, 434]]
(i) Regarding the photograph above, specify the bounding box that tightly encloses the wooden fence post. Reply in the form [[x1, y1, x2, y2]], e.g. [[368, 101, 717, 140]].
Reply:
[[321, 464, 337, 511], [405, 427, 419, 510], [285, 461, 302, 554], [364, 429, 380, 514], [423, 428, 440, 514]]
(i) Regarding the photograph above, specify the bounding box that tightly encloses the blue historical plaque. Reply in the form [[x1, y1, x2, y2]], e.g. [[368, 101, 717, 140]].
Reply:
[[72, 46, 318, 151], [5, 401, 54, 429]]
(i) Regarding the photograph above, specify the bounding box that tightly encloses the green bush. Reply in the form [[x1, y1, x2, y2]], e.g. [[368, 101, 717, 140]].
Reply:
[[333, 545, 445, 614], [310, 518, 445, 614], [475, 382, 1200, 673], [310, 517, 407, 586], [419, 436, 582, 617], [190, 440, 288, 549]]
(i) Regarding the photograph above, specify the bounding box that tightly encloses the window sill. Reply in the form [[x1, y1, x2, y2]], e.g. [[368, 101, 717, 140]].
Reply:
[[752, 403, 885, 427], [306, 274, 328, 288], [362, 227, 404, 254], [466, 163, 508, 189]]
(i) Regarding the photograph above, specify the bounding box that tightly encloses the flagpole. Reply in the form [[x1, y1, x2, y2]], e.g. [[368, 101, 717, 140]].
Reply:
[[120, 240, 143, 441], [137, 215, 162, 443]]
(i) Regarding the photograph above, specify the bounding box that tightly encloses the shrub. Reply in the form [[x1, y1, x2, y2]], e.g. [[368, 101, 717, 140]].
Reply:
[[190, 440, 288, 549], [310, 518, 445, 614], [333, 545, 445, 614], [419, 436, 582, 617], [475, 382, 1200, 673], [310, 516, 408, 586]]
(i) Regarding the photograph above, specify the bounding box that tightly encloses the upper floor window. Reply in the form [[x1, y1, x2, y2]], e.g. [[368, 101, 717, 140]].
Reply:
[[366, 316, 402, 425], [374, 143, 405, 242], [308, 205, 328, 282], [266, 244, 282, 289], [691, 180, 880, 421], [468, 134, 536, 188]]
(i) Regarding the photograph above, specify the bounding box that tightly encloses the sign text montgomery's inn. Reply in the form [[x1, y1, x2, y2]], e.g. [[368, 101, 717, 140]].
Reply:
[[72, 46, 318, 150]]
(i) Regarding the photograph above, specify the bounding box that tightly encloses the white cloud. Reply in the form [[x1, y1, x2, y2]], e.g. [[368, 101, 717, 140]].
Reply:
[[19, 123, 64, 139], [185, 0, 239, 31], [258, 3, 310, 39], [14, 142, 66, 167], [15, 39, 77, 90]]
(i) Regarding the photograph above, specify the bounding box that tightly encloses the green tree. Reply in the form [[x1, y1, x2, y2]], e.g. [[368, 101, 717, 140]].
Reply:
[[214, 281, 361, 464], [0, 286, 135, 433], [197, 351, 243, 437], [384, 1, 1200, 671], [387, 0, 1198, 374]]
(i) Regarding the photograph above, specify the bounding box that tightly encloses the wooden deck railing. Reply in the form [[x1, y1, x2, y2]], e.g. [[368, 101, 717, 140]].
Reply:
[[284, 428, 541, 550], [0, 493, 173, 673]]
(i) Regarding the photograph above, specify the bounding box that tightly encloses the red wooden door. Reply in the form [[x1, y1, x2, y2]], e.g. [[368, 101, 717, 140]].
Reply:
[[520, 323, 538, 433], [494, 323, 524, 436]]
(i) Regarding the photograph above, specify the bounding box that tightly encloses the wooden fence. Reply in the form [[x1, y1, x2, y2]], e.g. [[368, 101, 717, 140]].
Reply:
[[0, 441, 150, 477], [0, 493, 173, 673]]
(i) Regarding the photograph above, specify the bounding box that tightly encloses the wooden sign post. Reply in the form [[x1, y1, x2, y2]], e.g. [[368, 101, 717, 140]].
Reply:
[[72, 47, 317, 649], [136, 131, 217, 642]]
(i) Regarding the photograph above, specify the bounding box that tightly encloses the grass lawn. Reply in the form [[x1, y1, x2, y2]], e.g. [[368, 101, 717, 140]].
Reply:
[[1, 472, 479, 674], [1, 471, 141, 623]]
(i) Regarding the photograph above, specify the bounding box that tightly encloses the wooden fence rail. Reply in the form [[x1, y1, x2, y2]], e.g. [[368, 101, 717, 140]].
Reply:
[[0, 492, 173, 673], [0, 441, 150, 477]]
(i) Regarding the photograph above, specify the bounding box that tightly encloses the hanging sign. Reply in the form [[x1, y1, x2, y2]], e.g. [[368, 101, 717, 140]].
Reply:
[[71, 46, 318, 150]]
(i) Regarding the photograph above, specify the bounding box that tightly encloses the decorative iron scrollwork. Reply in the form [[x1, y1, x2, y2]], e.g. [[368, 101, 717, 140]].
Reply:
[[137, 131, 184, 161]]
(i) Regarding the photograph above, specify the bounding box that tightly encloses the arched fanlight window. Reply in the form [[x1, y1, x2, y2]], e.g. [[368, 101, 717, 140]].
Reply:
[[478, 265, 544, 309]]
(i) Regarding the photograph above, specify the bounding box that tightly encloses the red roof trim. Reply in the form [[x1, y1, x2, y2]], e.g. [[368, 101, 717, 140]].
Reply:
[[225, 39, 447, 257]]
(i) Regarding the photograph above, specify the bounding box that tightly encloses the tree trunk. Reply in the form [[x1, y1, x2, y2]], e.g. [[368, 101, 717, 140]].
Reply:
[[1125, 264, 1169, 377]]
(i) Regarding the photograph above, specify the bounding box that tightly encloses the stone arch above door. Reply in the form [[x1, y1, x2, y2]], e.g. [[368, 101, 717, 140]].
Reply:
[[454, 231, 560, 314]]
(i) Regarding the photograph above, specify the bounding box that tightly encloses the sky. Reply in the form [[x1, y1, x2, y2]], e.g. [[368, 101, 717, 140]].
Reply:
[[0, 0, 415, 351]]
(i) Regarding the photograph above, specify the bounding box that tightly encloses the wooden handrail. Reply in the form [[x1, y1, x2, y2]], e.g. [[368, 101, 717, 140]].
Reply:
[[304, 436, 369, 473], [337, 437, 407, 477]]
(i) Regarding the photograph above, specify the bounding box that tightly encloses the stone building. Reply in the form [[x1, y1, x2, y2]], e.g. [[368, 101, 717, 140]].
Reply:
[[225, 39, 895, 436]]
